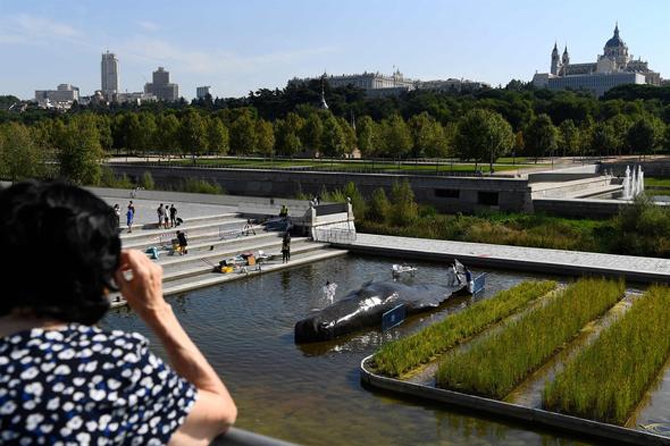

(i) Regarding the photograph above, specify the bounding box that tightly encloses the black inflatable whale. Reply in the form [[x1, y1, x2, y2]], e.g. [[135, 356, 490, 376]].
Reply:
[[294, 275, 467, 343]]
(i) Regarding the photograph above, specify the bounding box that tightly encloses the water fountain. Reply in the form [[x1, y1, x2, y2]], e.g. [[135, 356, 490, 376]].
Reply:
[[622, 165, 644, 200], [623, 166, 631, 199]]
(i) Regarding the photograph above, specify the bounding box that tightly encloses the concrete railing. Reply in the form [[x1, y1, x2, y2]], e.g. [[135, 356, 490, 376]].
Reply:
[[213, 427, 300, 446], [359, 355, 670, 446]]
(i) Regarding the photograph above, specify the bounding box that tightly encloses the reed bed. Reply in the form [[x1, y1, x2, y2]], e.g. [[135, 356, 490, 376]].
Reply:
[[543, 285, 670, 425], [372, 280, 557, 377], [436, 278, 625, 400]]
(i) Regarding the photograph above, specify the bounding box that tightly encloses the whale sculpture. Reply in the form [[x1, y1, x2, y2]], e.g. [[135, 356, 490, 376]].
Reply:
[[295, 264, 468, 343]]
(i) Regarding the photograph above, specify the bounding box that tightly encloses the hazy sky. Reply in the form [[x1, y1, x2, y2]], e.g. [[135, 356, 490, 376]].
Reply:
[[2, 0, 670, 100]]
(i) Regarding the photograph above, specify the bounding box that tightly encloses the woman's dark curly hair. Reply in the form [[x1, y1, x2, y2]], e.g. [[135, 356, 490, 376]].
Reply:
[[0, 181, 121, 324]]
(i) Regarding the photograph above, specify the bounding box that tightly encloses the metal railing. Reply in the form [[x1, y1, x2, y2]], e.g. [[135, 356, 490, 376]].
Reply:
[[213, 427, 300, 446]]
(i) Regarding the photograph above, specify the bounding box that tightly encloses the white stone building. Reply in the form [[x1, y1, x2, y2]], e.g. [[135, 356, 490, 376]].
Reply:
[[533, 24, 661, 96]]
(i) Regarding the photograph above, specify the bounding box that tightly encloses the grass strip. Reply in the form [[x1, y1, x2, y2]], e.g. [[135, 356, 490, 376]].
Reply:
[[543, 285, 670, 425], [372, 280, 557, 377], [436, 278, 625, 400]]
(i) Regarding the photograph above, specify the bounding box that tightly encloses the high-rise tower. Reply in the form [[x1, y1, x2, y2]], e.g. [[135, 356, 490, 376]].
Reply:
[[101, 51, 119, 95]]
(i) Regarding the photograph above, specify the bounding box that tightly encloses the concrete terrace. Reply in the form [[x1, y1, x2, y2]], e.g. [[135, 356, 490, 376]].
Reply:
[[94, 190, 348, 305], [336, 234, 670, 284]]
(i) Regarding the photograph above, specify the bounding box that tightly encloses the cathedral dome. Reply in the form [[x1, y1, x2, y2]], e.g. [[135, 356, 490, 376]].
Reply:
[[605, 35, 625, 48], [605, 25, 625, 48]]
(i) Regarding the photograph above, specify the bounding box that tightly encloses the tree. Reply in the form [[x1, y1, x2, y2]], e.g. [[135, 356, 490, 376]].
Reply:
[[156, 113, 180, 159], [336, 117, 357, 157], [0, 122, 45, 181], [96, 115, 113, 152], [409, 112, 448, 158], [524, 113, 557, 163], [557, 119, 580, 156], [606, 114, 632, 155], [367, 187, 391, 223], [626, 116, 664, 156], [57, 114, 105, 185], [124, 113, 142, 155], [179, 109, 207, 162], [390, 179, 418, 226], [137, 112, 158, 157], [207, 117, 229, 155], [591, 121, 618, 157], [255, 118, 275, 158], [321, 114, 347, 158], [384, 115, 412, 159], [274, 113, 303, 157], [455, 109, 514, 170], [356, 116, 376, 157], [229, 112, 257, 156], [302, 112, 323, 156]]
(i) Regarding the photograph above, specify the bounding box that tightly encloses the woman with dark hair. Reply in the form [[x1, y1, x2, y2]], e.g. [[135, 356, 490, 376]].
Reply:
[[0, 181, 236, 445]]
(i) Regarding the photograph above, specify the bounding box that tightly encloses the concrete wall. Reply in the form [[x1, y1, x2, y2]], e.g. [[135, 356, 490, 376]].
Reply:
[[359, 356, 670, 446], [107, 164, 534, 213], [533, 198, 627, 219], [601, 160, 670, 177]]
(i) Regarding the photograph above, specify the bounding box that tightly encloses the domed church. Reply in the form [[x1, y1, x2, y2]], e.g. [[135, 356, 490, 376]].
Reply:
[[534, 24, 661, 96], [551, 24, 660, 84]]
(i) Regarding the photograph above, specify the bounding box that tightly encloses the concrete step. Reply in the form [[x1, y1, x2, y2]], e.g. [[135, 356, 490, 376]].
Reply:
[[159, 237, 316, 277], [108, 244, 345, 306], [120, 216, 252, 248], [119, 212, 238, 233], [161, 247, 348, 298], [124, 225, 278, 252]]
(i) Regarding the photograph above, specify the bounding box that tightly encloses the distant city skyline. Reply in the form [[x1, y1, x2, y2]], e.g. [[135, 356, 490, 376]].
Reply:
[[1, 0, 670, 100]]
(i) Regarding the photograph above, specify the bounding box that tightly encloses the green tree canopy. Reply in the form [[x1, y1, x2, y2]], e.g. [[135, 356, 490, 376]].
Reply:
[[455, 108, 514, 170], [255, 118, 275, 157], [179, 109, 207, 161], [57, 114, 105, 185], [229, 112, 257, 156], [0, 122, 45, 181], [524, 113, 557, 163], [207, 117, 230, 155]]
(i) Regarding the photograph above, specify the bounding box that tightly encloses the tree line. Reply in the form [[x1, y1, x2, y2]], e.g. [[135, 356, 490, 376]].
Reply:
[[2, 80, 670, 183]]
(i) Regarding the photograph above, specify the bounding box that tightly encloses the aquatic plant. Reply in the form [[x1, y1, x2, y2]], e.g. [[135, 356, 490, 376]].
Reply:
[[372, 280, 557, 377], [436, 278, 624, 400], [543, 285, 670, 425]]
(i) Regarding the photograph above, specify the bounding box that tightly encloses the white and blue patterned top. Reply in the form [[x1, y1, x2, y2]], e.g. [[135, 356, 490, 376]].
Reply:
[[0, 324, 196, 445]]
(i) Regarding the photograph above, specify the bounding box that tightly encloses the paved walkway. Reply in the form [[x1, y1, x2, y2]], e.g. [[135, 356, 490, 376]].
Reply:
[[101, 196, 236, 226], [342, 234, 670, 283]]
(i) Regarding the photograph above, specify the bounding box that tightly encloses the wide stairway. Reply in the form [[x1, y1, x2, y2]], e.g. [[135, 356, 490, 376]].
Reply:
[[110, 212, 348, 305]]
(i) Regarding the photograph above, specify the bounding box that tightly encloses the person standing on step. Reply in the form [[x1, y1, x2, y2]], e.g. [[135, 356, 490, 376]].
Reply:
[[126, 203, 134, 233], [176, 230, 188, 255], [113, 204, 121, 227], [169, 204, 177, 228], [157, 204, 165, 229], [282, 232, 291, 263], [164, 204, 170, 229]]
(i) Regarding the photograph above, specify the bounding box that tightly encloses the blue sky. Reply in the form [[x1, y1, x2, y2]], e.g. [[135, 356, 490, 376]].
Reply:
[[2, 0, 670, 100]]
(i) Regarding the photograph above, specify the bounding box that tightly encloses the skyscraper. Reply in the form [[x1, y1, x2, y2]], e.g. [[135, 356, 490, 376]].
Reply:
[[144, 67, 179, 101], [101, 51, 119, 95]]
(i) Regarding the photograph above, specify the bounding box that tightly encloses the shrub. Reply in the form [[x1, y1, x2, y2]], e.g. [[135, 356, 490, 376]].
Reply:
[[367, 188, 391, 223], [390, 179, 418, 226], [140, 171, 155, 190], [180, 178, 224, 194]]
